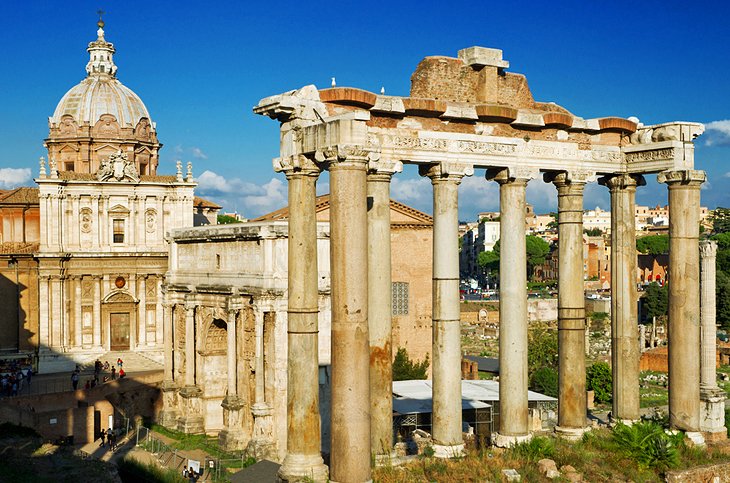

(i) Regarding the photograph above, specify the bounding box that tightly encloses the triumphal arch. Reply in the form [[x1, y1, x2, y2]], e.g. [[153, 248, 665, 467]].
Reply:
[[255, 46, 707, 482]]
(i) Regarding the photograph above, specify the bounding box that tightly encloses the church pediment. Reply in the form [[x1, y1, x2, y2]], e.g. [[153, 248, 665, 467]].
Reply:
[[108, 204, 130, 214]]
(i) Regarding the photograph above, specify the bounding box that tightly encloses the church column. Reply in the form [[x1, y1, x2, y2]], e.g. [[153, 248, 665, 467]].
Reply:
[[420, 162, 473, 457], [92, 276, 102, 348], [38, 275, 50, 351], [70, 195, 80, 249], [220, 299, 246, 451], [599, 174, 644, 423], [73, 276, 82, 348], [99, 195, 109, 248], [487, 168, 535, 447], [128, 274, 137, 349], [128, 195, 137, 246], [137, 276, 147, 348], [178, 297, 203, 433], [367, 158, 402, 457], [277, 155, 328, 483], [322, 144, 372, 481], [547, 171, 591, 439], [699, 240, 727, 439], [658, 170, 705, 433], [90, 195, 99, 249]]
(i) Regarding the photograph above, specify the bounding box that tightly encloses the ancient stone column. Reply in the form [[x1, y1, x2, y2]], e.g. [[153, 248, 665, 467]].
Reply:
[[658, 170, 705, 434], [699, 240, 727, 439], [248, 307, 276, 460], [488, 168, 534, 447], [159, 297, 180, 428], [322, 144, 371, 482], [220, 301, 246, 451], [367, 158, 402, 458], [178, 298, 203, 433], [598, 174, 644, 424], [163, 301, 174, 383], [277, 156, 328, 483], [547, 171, 590, 439], [420, 162, 472, 457]]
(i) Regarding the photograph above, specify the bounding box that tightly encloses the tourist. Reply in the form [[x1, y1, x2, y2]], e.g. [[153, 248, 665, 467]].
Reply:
[[71, 370, 80, 390], [117, 358, 123, 369], [118, 368, 126, 379], [109, 429, 117, 451], [111, 367, 116, 380], [99, 429, 106, 447], [84, 380, 90, 390], [106, 428, 114, 450], [103, 361, 110, 371]]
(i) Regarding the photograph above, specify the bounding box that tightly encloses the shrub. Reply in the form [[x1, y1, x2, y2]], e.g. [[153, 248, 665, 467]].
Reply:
[[530, 366, 558, 397], [392, 347, 429, 381], [587, 362, 612, 404], [611, 421, 683, 471], [507, 436, 555, 462]]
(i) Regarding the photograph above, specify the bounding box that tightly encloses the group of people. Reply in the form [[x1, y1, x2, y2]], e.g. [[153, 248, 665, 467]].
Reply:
[[182, 465, 203, 482], [98, 427, 118, 451], [71, 358, 125, 391], [0, 358, 32, 398]]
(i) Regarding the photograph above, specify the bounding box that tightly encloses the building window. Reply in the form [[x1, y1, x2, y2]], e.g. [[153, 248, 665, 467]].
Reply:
[[113, 219, 125, 243], [392, 282, 409, 316], [216, 254, 221, 270]]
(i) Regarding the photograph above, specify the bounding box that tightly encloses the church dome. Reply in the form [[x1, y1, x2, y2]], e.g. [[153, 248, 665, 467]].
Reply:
[[49, 21, 152, 129]]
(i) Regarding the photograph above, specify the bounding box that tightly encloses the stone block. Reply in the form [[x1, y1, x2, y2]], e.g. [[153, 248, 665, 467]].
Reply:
[[501, 468, 521, 482], [458, 47, 509, 69], [538, 458, 560, 479]]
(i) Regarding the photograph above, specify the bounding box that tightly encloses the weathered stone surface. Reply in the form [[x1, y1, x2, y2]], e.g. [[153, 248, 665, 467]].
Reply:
[[538, 458, 560, 479]]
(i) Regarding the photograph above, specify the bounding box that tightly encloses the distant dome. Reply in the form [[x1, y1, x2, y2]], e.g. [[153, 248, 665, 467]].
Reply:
[[48, 23, 152, 128], [51, 78, 151, 128]]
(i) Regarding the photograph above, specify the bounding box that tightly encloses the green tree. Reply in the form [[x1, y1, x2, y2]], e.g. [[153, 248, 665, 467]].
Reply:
[[643, 282, 668, 320], [477, 249, 499, 279], [636, 235, 669, 256], [530, 367, 558, 398], [217, 214, 239, 224], [526, 235, 551, 278], [392, 347, 429, 381], [547, 212, 558, 230], [587, 361, 612, 404], [717, 270, 730, 330], [527, 327, 558, 375]]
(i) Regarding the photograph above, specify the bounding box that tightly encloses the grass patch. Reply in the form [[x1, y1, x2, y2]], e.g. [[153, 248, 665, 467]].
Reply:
[[118, 456, 186, 483], [149, 424, 231, 459]]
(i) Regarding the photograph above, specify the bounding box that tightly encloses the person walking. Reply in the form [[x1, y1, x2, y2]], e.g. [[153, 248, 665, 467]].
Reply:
[[71, 370, 80, 390], [111, 367, 116, 380], [99, 429, 106, 447], [106, 428, 114, 451]]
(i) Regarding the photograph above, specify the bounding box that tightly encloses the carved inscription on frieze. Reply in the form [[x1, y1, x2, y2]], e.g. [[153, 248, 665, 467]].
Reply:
[[380, 134, 516, 155], [625, 148, 675, 163]]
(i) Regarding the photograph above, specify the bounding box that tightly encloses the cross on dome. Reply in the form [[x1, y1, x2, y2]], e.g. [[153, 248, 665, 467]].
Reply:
[[85, 15, 117, 77]]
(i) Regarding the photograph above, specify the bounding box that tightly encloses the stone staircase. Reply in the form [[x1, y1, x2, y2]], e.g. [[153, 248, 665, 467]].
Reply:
[[93, 350, 164, 373]]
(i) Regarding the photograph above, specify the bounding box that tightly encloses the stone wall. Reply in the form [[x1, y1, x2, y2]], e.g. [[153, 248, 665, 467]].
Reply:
[[640, 346, 668, 372], [0, 258, 39, 351]]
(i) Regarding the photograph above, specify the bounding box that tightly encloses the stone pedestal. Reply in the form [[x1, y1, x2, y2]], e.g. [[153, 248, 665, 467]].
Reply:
[[246, 402, 278, 461], [158, 380, 180, 428], [219, 396, 248, 451], [177, 385, 204, 434], [659, 170, 705, 432], [700, 390, 727, 440]]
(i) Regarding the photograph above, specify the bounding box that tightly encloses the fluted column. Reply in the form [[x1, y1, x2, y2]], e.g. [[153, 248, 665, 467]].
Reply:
[[547, 171, 591, 439], [420, 161, 473, 457], [184, 299, 196, 387], [598, 174, 644, 423], [159, 296, 180, 429], [138, 276, 147, 348], [220, 298, 246, 451], [92, 276, 101, 348], [277, 155, 328, 483], [73, 276, 82, 348], [227, 307, 238, 397], [367, 158, 402, 457], [699, 240, 727, 438], [487, 167, 535, 447], [321, 144, 371, 482], [658, 170, 705, 433]]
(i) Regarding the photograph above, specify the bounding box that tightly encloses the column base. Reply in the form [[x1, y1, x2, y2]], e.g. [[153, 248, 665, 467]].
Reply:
[[432, 443, 465, 459], [609, 416, 639, 427], [277, 453, 328, 483], [700, 392, 727, 436], [177, 385, 204, 434], [158, 410, 180, 428], [491, 432, 532, 448], [555, 425, 590, 441], [219, 429, 248, 452]]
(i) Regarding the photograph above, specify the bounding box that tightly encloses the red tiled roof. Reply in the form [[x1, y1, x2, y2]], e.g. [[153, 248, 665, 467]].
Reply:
[[0, 187, 39, 205], [193, 196, 222, 209]]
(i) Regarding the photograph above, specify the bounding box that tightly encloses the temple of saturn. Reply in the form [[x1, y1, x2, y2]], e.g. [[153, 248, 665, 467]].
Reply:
[[254, 46, 717, 482]]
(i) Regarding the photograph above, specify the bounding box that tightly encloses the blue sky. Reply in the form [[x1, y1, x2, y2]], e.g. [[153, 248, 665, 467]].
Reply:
[[1, 1, 728, 220]]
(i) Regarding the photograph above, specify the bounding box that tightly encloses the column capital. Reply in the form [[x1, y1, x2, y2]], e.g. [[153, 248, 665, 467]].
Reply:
[[700, 239, 718, 258], [419, 161, 473, 183], [597, 173, 646, 190], [485, 166, 537, 185], [367, 157, 402, 181], [273, 154, 321, 178], [657, 169, 706, 186], [544, 169, 596, 187], [184, 298, 198, 313], [315, 144, 377, 170], [227, 295, 245, 313]]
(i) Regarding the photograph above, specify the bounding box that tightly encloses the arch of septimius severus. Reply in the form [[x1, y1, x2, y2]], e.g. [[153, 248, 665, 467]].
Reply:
[[254, 46, 710, 482]]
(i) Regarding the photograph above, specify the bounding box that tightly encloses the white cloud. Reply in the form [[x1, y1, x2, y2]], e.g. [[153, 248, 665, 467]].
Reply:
[[704, 120, 730, 147], [0, 167, 32, 188], [195, 170, 288, 218], [391, 176, 431, 204], [191, 147, 208, 159], [724, 172, 730, 178]]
